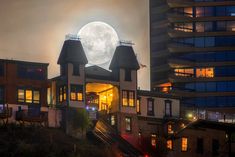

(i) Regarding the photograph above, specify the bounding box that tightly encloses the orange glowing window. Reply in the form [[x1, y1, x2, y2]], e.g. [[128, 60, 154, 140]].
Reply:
[[18, 89, 25, 102], [129, 91, 134, 107], [174, 68, 194, 77], [167, 140, 173, 150], [70, 85, 83, 101], [184, 7, 193, 17], [196, 67, 214, 78], [26, 90, 32, 103], [77, 92, 83, 101], [151, 134, 157, 147], [182, 137, 188, 151], [122, 90, 135, 107], [168, 124, 174, 134], [136, 98, 140, 113]]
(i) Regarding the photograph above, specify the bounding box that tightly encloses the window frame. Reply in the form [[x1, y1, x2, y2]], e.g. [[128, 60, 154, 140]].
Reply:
[[165, 100, 172, 117], [17, 87, 41, 105], [122, 90, 135, 107], [181, 137, 188, 152], [70, 84, 83, 101], [125, 117, 132, 133], [147, 98, 154, 116]]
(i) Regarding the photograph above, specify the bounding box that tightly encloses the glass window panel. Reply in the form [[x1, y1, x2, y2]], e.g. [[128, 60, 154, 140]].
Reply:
[[125, 117, 131, 132], [206, 82, 216, 92], [26, 90, 32, 103], [196, 7, 204, 17], [167, 140, 173, 150], [18, 89, 25, 102], [33, 90, 40, 104], [122, 91, 128, 106], [182, 137, 188, 151], [196, 22, 204, 32], [195, 38, 204, 47], [216, 21, 226, 31]]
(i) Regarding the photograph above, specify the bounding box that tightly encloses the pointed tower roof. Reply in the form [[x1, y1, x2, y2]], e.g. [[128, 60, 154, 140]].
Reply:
[[57, 39, 88, 65], [109, 45, 140, 70]]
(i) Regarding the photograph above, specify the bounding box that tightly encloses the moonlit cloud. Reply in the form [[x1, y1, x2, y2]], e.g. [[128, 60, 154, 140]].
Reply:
[[0, 0, 150, 90]]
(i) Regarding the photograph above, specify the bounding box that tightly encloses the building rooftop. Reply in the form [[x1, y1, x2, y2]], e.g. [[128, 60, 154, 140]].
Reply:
[[109, 45, 140, 70], [57, 39, 88, 65]]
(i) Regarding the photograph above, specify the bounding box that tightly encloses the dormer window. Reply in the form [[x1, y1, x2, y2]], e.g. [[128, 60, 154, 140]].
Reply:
[[125, 69, 132, 81], [73, 64, 80, 76]]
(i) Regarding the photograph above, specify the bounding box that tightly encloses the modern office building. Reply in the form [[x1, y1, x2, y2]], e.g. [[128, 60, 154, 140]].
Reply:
[[150, 0, 235, 119]]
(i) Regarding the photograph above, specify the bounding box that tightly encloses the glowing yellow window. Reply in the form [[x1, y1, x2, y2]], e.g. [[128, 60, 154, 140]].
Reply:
[[151, 134, 157, 147], [136, 99, 140, 113], [70, 92, 76, 101], [196, 68, 214, 78], [122, 91, 128, 106], [167, 140, 173, 150], [18, 89, 25, 102], [63, 87, 67, 100], [25, 90, 32, 103], [129, 91, 134, 107], [77, 92, 83, 101], [182, 137, 188, 151]]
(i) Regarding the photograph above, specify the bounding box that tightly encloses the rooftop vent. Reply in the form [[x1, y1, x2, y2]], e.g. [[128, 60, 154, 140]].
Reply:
[[65, 34, 80, 41], [119, 40, 134, 46]]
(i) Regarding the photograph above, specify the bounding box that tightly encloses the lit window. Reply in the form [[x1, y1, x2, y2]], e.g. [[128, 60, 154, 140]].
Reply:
[[122, 90, 135, 107], [70, 85, 83, 101], [59, 86, 67, 102], [129, 91, 134, 106], [147, 98, 154, 116], [182, 137, 188, 151], [111, 115, 115, 126], [122, 91, 128, 106], [196, 67, 214, 78], [17, 88, 40, 104], [167, 140, 173, 150], [151, 134, 157, 147], [18, 89, 25, 102], [168, 124, 174, 134], [26, 90, 32, 103], [136, 98, 141, 114], [125, 117, 132, 132], [70, 92, 76, 100], [77, 93, 83, 101], [174, 68, 194, 77]]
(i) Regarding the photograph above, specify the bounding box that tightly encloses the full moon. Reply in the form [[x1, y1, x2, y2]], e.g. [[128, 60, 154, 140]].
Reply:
[[78, 21, 119, 68]]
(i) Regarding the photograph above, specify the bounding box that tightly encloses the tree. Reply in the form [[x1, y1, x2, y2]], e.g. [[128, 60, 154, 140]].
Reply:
[[71, 108, 91, 138]]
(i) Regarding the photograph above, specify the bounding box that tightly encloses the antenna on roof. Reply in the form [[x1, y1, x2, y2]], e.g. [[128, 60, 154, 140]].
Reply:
[[119, 40, 134, 46], [65, 34, 80, 41]]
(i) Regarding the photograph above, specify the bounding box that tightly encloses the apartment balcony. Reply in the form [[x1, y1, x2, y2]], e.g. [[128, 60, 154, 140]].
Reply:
[[151, 64, 170, 73], [167, 0, 235, 8], [168, 43, 235, 54], [168, 58, 235, 68], [169, 73, 235, 83], [168, 13, 235, 23], [170, 88, 235, 97], [168, 28, 235, 38]]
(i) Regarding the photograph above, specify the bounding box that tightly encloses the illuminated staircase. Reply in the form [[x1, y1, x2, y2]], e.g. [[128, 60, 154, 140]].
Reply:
[[92, 119, 143, 157]]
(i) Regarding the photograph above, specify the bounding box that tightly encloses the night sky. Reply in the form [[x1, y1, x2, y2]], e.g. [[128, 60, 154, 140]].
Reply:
[[0, 0, 150, 89]]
